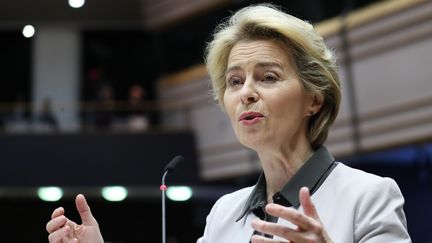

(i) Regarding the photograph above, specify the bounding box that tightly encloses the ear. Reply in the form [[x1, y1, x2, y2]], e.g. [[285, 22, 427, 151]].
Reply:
[[306, 92, 324, 116]]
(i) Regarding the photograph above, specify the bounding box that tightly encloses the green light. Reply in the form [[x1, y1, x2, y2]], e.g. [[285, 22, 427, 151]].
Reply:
[[166, 186, 193, 201], [101, 186, 128, 202], [38, 187, 63, 202]]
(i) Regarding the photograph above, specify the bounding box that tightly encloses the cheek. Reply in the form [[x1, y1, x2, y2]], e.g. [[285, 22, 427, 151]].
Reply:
[[223, 93, 236, 120], [270, 93, 306, 120]]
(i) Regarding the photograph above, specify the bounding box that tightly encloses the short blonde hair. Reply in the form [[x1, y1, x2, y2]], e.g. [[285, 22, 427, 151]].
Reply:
[[205, 4, 341, 149]]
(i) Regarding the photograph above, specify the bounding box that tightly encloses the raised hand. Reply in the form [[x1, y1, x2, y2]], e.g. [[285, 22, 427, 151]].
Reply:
[[46, 194, 104, 243], [251, 187, 332, 243]]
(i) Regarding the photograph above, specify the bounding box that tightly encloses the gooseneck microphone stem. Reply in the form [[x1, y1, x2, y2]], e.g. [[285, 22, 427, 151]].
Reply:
[[160, 155, 184, 243], [161, 171, 169, 243]]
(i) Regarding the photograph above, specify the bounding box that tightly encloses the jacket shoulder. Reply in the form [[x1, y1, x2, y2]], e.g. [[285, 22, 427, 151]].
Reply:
[[211, 186, 254, 217]]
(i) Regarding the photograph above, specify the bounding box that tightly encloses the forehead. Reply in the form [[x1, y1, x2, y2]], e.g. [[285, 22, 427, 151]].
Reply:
[[227, 39, 292, 68]]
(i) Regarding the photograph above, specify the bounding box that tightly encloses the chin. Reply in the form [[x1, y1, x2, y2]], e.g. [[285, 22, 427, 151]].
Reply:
[[238, 136, 265, 151]]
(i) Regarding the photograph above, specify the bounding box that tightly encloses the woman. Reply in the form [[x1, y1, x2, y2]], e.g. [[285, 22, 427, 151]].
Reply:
[[46, 4, 411, 243], [198, 4, 410, 243]]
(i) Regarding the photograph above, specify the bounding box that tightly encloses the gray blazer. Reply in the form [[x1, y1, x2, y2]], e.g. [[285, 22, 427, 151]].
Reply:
[[197, 163, 411, 243]]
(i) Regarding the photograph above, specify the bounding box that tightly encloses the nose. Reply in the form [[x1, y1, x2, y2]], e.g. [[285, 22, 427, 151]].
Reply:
[[240, 79, 259, 105]]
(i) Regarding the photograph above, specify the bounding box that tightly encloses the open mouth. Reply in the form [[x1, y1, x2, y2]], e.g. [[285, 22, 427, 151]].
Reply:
[[239, 112, 264, 121], [244, 115, 260, 120]]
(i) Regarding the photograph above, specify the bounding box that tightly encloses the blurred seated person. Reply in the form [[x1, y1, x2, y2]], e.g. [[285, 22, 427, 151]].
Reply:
[[33, 98, 58, 132], [93, 84, 115, 130], [126, 84, 149, 131], [3, 94, 30, 133]]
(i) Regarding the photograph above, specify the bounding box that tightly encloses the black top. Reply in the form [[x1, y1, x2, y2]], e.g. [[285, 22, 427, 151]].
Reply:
[[236, 146, 337, 223]]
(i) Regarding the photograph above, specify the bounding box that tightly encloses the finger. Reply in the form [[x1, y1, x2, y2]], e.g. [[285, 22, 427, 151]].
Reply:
[[76, 194, 98, 226], [48, 225, 71, 243], [299, 188, 332, 241], [299, 187, 319, 220], [51, 207, 65, 219], [265, 203, 317, 231], [68, 238, 79, 243], [250, 234, 277, 243], [46, 215, 67, 233], [251, 219, 302, 242]]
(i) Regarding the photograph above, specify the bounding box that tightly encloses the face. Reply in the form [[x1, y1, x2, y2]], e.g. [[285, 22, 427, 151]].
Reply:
[[223, 39, 315, 152]]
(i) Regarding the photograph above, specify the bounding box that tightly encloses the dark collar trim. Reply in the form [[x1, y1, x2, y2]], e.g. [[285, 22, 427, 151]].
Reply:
[[235, 173, 266, 222], [279, 146, 335, 207], [236, 146, 335, 222]]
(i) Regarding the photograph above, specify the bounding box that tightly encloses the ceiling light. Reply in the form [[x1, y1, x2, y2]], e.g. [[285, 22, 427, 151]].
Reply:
[[22, 25, 35, 38], [68, 0, 85, 8]]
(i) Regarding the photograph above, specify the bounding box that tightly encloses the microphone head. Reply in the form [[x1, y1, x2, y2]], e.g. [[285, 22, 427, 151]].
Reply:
[[164, 155, 184, 174]]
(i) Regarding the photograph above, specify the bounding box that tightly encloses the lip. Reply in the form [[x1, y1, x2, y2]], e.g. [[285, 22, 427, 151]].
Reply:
[[238, 111, 264, 126]]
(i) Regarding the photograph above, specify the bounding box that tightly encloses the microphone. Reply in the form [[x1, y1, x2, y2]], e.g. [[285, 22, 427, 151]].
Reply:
[[160, 155, 184, 243], [163, 155, 184, 174]]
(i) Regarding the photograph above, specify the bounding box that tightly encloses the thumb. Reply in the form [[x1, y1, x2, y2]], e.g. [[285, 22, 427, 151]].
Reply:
[[75, 194, 98, 226], [299, 187, 320, 220]]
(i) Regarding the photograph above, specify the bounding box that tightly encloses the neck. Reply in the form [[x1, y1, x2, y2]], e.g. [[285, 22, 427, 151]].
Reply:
[[257, 141, 313, 203]]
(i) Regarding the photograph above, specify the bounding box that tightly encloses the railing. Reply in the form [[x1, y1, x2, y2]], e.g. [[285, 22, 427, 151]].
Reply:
[[0, 100, 191, 134]]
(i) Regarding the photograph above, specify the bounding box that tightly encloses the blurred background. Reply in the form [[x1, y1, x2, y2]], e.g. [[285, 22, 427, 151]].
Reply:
[[0, 0, 431, 242]]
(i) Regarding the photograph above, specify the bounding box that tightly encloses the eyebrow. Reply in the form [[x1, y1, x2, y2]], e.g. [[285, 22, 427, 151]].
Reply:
[[225, 62, 284, 75], [256, 62, 284, 70]]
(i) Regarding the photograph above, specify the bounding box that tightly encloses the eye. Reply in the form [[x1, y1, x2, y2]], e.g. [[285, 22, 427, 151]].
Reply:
[[227, 77, 243, 87], [262, 73, 279, 83]]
